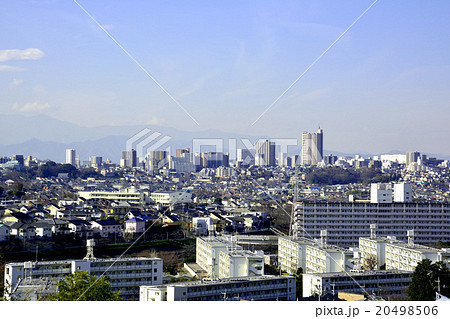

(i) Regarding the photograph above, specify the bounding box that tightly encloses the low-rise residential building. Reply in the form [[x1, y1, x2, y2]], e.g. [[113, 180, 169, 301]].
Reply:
[[0, 223, 10, 241], [124, 217, 146, 234], [385, 242, 450, 272], [278, 235, 354, 275], [305, 244, 353, 274], [303, 270, 413, 299], [5, 257, 163, 300], [218, 250, 264, 278], [150, 191, 192, 206], [90, 219, 122, 238], [78, 188, 150, 205], [359, 225, 404, 270], [196, 236, 242, 279], [140, 275, 296, 301], [191, 217, 213, 236]]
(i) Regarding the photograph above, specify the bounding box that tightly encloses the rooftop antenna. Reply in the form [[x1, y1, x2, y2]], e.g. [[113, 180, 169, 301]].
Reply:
[[370, 224, 377, 239], [407, 230, 415, 248], [320, 230, 328, 248], [84, 239, 96, 260]]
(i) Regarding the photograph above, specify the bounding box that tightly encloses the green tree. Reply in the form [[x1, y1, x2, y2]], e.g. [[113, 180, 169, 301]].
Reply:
[[408, 259, 450, 301], [50, 271, 120, 301]]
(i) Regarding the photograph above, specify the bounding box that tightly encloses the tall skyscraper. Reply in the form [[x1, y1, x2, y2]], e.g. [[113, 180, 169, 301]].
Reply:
[[121, 149, 137, 168], [66, 149, 76, 166], [255, 140, 275, 166], [301, 128, 323, 166], [147, 150, 168, 172], [406, 151, 420, 166]]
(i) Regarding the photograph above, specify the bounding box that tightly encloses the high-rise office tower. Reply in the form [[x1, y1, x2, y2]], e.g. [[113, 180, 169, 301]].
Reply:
[[121, 149, 137, 168], [147, 150, 168, 172], [301, 128, 323, 166], [90, 156, 102, 168], [66, 149, 76, 166], [255, 140, 275, 166], [176, 148, 190, 158], [406, 151, 420, 166]]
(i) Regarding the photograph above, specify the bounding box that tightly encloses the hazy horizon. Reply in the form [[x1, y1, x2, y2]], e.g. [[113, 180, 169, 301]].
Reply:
[[1, 1, 449, 156]]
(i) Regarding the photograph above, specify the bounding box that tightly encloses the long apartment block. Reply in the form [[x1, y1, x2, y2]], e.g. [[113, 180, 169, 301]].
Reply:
[[4, 257, 163, 300], [294, 201, 450, 248], [140, 275, 296, 301]]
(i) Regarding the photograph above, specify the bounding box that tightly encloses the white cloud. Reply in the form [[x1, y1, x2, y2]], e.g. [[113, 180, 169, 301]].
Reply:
[[0, 48, 45, 62], [9, 78, 24, 88], [0, 65, 27, 72], [12, 101, 50, 113]]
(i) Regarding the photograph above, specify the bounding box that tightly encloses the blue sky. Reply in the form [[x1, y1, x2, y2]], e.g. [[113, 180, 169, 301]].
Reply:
[[1, 0, 449, 155]]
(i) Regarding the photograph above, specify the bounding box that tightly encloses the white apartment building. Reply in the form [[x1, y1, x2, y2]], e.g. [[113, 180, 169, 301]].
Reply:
[[150, 190, 192, 206], [191, 217, 213, 236], [294, 189, 450, 247], [278, 236, 316, 274], [305, 244, 353, 274], [218, 250, 264, 278], [4, 257, 163, 300], [303, 270, 412, 298], [78, 187, 150, 204], [370, 183, 393, 203], [196, 236, 240, 279], [278, 236, 354, 275], [385, 242, 450, 272], [140, 275, 296, 301], [359, 236, 403, 270], [196, 236, 265, 280]]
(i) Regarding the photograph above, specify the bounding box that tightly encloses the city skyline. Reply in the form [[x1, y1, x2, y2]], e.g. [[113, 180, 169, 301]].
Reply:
[[1, 1, 449, 156]]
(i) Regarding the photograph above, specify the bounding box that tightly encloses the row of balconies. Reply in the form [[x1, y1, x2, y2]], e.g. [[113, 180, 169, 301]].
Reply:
[[31, 268, 71, 275]]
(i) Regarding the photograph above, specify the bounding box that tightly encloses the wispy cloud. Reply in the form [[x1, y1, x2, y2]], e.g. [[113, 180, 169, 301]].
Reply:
[[177, 71, 219, 99], [0, 48, 45, 62], [9, 78, 24, 88], [12, 101, 50, 113], [0, 65, 27, 72]]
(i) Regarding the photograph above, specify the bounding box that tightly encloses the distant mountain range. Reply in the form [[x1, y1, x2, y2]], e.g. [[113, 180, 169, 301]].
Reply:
[[0, 114, 449, 163]]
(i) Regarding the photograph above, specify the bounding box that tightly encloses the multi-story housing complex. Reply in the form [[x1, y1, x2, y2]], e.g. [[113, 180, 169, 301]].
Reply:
[[385, 236, 450, 272], [218, 250, 264, 278], [305, 243, 354, 274], [196, 236, 239, 279], [278, 236, 315, 274], [78, 187, 151, 205], [140, 275, 296, 301], [303, 270, 412, 299], [359, 225, 404, 270], [5, 256, 163, 300], [196, 236, 264, 279], [294, 183, 450, 248], [301, 128, 323, 166], [278, 234, 354, 275], [359, 228, 450, 271]]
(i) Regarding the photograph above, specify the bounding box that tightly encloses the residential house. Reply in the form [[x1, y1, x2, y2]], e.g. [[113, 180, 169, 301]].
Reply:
[[1, 211, 33, 224], [31, 222, 52, 238], [68, 219, 94, 238], [91, 220, 122, 238], [45, 218, 71, 235], [9, 222, 36, 240], [0, 223, 10, 241], [124, 217, 146, 234]]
